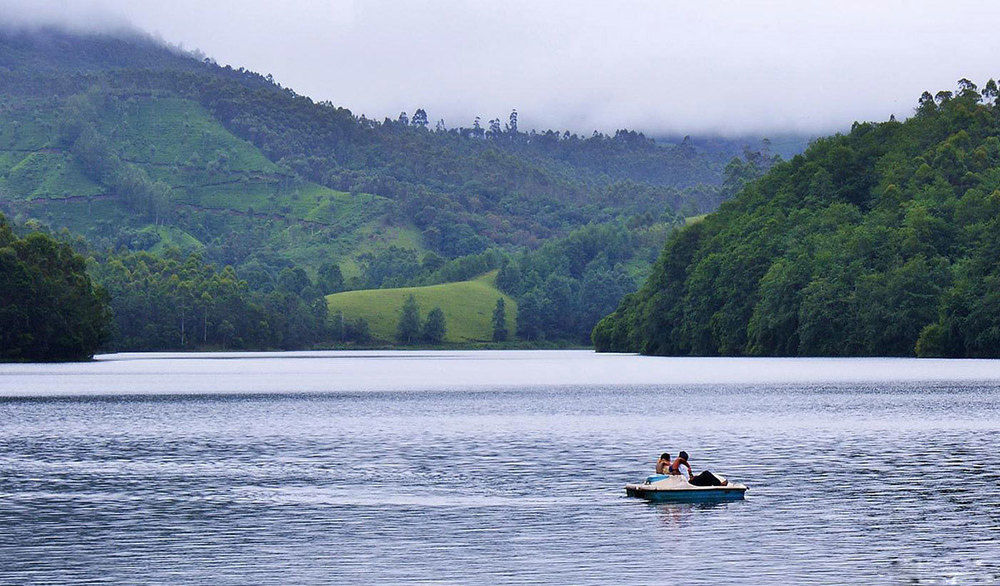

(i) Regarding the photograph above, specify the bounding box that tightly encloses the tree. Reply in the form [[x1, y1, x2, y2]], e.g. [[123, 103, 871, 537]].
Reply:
[[352, 317, 371, 343], [329, 309, 345, 341], [89, 249, 328, 352], [341, 316, 370, 343], [593, 81, 1000, 357], [396, 294, 421, 343], [149, 180, 172, 224], [495, 260, 522, 294], [983, 79, 998, 104], [411, 108, 429, 128], [506, 109, 518, 134], [516, 288, 544, 340], [917, 91, 937, 115], [422, 307, 446, 343], [957, 78, 979, 100], [199, 291, 212, 344], [279, 266, 312, 295], [218, 320, 236, 348], [492, 297, 508, 342], [0, 216, 111, 361], [421, 252, 445, 273], [361, 246, 421, 288], [318, 262, 344, 293]]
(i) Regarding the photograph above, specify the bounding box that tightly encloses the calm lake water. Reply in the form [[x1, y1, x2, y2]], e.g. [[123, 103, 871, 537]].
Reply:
[[1, 350, 999, 583]]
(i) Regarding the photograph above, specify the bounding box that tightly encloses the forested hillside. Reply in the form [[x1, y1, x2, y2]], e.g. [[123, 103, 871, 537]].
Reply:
[[0, 27, 743, 269], [0, 25, 786, 352], [594, 80, 1000, 357]]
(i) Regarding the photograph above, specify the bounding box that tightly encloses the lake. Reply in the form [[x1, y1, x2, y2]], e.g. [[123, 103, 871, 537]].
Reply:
[[1, 350, 999, 583]]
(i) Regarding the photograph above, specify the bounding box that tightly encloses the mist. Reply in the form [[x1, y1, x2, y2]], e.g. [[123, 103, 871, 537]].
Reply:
[[4, 0, 1000, 136]]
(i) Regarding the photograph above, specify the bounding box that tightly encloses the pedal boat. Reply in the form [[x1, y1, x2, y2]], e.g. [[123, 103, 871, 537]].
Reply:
[[625, 474, 748, 502]]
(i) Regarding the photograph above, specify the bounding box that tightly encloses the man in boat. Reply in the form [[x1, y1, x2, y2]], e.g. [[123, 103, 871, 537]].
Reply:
[[667, 451, 693, 479], [672, 451, 729, 486], [656, 453, 671, 474]]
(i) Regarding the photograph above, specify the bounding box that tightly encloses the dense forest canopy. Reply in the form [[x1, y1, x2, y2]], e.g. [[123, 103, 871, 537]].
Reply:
[[91, 248, 331, 351], [594, 80, 1000, 358], [0, 213, 110, 361]]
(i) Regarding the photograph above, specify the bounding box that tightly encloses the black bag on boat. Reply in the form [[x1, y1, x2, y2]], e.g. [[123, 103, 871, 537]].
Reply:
[[689, 471, 724, 486]]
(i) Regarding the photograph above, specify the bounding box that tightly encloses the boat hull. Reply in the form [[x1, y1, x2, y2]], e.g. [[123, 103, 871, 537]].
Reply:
[[625, 484, 747, 502]]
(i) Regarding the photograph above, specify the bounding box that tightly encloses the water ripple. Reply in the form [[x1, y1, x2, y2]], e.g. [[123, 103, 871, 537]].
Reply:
[[1, 356, 999, 583]]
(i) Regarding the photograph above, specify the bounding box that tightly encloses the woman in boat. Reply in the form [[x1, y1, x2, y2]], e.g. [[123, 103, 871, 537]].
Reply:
[[656, 453, 671, 474]]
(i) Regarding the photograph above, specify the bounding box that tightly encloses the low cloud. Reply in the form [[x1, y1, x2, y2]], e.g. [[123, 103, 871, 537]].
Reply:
[[0, 0, 133, 35], [4, 0, 1000, 136]]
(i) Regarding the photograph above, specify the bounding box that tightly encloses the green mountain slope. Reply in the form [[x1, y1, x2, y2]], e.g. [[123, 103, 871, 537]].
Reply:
[[326, 272, 516, 343], [0, 25, 795, 348], [594, 81, 1000, 358], [0, 92, 410, 276], [0, 27, 763, 269]]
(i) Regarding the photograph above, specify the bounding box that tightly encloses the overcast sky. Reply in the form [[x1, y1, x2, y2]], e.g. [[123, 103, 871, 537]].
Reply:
[[5, 0, 1000, 135]]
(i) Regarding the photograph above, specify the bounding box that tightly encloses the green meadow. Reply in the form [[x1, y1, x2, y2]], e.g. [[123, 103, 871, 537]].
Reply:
[[326, 271, 517, 343]]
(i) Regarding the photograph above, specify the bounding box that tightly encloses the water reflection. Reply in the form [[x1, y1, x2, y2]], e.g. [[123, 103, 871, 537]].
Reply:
[[646, 500, 738, 528]]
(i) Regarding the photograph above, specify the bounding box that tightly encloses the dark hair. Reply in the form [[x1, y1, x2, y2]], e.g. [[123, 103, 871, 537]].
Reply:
[[679, 451, 689, 460], [660, 453, 670, 461]]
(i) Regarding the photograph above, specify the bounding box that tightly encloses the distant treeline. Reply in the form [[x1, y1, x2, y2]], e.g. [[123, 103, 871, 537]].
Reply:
[[0, 147, 773, 356], [2, 213, 353, 356], [340, 152, 775, 344], [595, 80, 1000, 357], [91, 249, 333, 351], [84, 142, 773, 351]]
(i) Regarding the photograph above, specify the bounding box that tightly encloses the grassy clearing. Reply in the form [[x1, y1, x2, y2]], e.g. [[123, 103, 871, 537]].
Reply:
[[334, 223, 427, 280], [352, 223, 424, 254], [1, 197, 131, 236], [685, 214, 707, 225], [108, 98, 278, 171], [326, 271, 517, 343], [0, 104, 101, 200], [3, 152, 102, 199], [140, 225, 204, 254], [183, 178, 384, 226], [0, 99, 57, 150]]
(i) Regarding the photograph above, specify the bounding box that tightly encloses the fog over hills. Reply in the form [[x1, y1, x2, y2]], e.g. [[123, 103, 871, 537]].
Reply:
[[4, 1, 1000, 136]]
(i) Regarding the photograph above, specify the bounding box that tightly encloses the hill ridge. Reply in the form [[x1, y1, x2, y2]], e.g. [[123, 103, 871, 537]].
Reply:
[[594, 80, 1000, 358]]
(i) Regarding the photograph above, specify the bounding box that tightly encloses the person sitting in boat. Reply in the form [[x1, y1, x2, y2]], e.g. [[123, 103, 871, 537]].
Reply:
[[675, 451, 729, 486], [656, 453, 671, 474], [667, 451, 693, 479]]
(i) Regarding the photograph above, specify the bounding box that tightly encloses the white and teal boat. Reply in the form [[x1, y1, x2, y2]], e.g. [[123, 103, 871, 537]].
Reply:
[[625, 474, 748, 502]]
